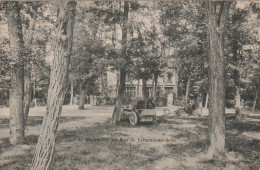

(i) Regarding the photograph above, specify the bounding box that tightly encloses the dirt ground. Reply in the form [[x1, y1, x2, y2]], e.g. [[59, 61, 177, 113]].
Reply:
[[0, 105, 259, 170]]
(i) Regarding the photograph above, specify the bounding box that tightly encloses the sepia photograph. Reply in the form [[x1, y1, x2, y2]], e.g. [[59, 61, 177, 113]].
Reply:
[[0, 0, 259, 169]]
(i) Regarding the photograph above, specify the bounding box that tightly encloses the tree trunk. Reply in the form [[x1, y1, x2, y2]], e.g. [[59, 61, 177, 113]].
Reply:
[[235, 88, 242, 121], [78, 82, 85, 110], [142, 78, 149, 99], [207, 1, 231, 159], [151, 76, 155, 98], [185, 78, 190, 103], [70, 82, 73, 105], [23, 2, 37, 124], [174, 68, 179, 98], [153, 73, 158, 101], [7, 2, 25, 145], [204, 93, 209, 109], [136, 79, 140, 97], [111, 1, 129, 125], [100, 72, 107, 97], [232, 29, 242, 121], [252, 87, 258, 111], [23, 65, 32, 122], [30, 2, 76, 169], [197, 94, 203, 117], [33, 78, 37, 107], [162, 74, 166, 95], [111, 69, 126, 124]]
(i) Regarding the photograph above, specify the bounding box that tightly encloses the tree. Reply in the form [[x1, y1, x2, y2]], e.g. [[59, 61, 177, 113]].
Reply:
[[22, 2, 41, 122], [6, 1, 25, 145], [159, 2, 209, 104], [225, 3, 248, 121], [124, 2, 167, 100], [70, 2, 113, 109], [30, 1, 77, 169], [207, 1, 232, 159], [1, 2, 50, 126], [226, 2, 260, 118], [111, 1, 129, 125]]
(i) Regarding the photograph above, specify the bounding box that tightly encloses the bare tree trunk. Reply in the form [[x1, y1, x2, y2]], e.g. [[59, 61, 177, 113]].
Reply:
[[111, 1, 129, 125], [7, 2, 25, 145], [111, 69, 126, 124], [153, 73, 158, 101], [78, 82, 85, 110], [151, 76, 155, 98], [142, 78, 149, 99], [70, 82, 73, 105], [23, 2, 37, 123], [100, 73, 104, 96], [136, 79, 140, 97], [174, 68, 179, 98], [30, 2, 76, 169], [232, 29, 242, 121], [207, 1, 231, 159], [235, 88, 241, 121], [197, 94, 203, 117], [185, 78, 190, 103], [252, 87, 258, 111], [23, 66, 32, 122], [204, 93, 209, 109], [33, 78, 37, 107], [100, 72, 107, 97], [162, 74, 166, 95]]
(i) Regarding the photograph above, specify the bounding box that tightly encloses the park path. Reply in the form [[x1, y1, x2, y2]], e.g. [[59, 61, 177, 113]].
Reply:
[[1, 105, 256, 140], [1, 105, 258, 141], [0, 105, 114, 140]]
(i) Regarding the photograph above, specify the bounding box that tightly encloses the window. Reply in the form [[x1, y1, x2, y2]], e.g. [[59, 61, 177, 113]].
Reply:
[[125, 87, 136, 98]]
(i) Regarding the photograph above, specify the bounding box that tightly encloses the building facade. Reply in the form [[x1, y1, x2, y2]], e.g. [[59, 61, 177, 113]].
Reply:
[[106, 69, 176, 99]]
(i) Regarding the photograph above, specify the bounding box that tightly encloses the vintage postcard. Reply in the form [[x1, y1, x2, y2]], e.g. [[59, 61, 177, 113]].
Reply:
[[0, 1, 259, 169]]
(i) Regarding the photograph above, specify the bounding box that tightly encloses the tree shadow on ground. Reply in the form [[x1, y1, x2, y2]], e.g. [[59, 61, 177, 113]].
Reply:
[[225, 112, 260, 167], [226, 132, 260, 169], [226, 116, 260, 133], [158, 116, 260, 169], [1, 115, 259, 170], [0, 116, 90, 153], [0, 135, 38, 154], [0, 154, 33, 170], [24, 135, 39, 145], [55, 120, 116, 143], [0, 116, 89, 129]]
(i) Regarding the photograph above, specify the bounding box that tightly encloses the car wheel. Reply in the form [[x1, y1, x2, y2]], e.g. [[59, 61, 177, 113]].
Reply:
[[178, 110, 188, 118], [129, 112, 138, 126]]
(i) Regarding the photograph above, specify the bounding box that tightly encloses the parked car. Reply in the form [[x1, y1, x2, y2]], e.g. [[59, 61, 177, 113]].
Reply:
[[121, 98, 157, 125], [175, 102, 197, 117]]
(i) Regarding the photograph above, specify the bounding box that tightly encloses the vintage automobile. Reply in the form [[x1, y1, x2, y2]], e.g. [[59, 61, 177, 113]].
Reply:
[[121, 99, 157, 125], [175, 102, 197, 117]]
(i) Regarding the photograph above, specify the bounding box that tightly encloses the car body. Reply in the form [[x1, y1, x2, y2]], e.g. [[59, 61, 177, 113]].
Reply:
[[121, 99, 157, 125], [176, 102, 197, 117]]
